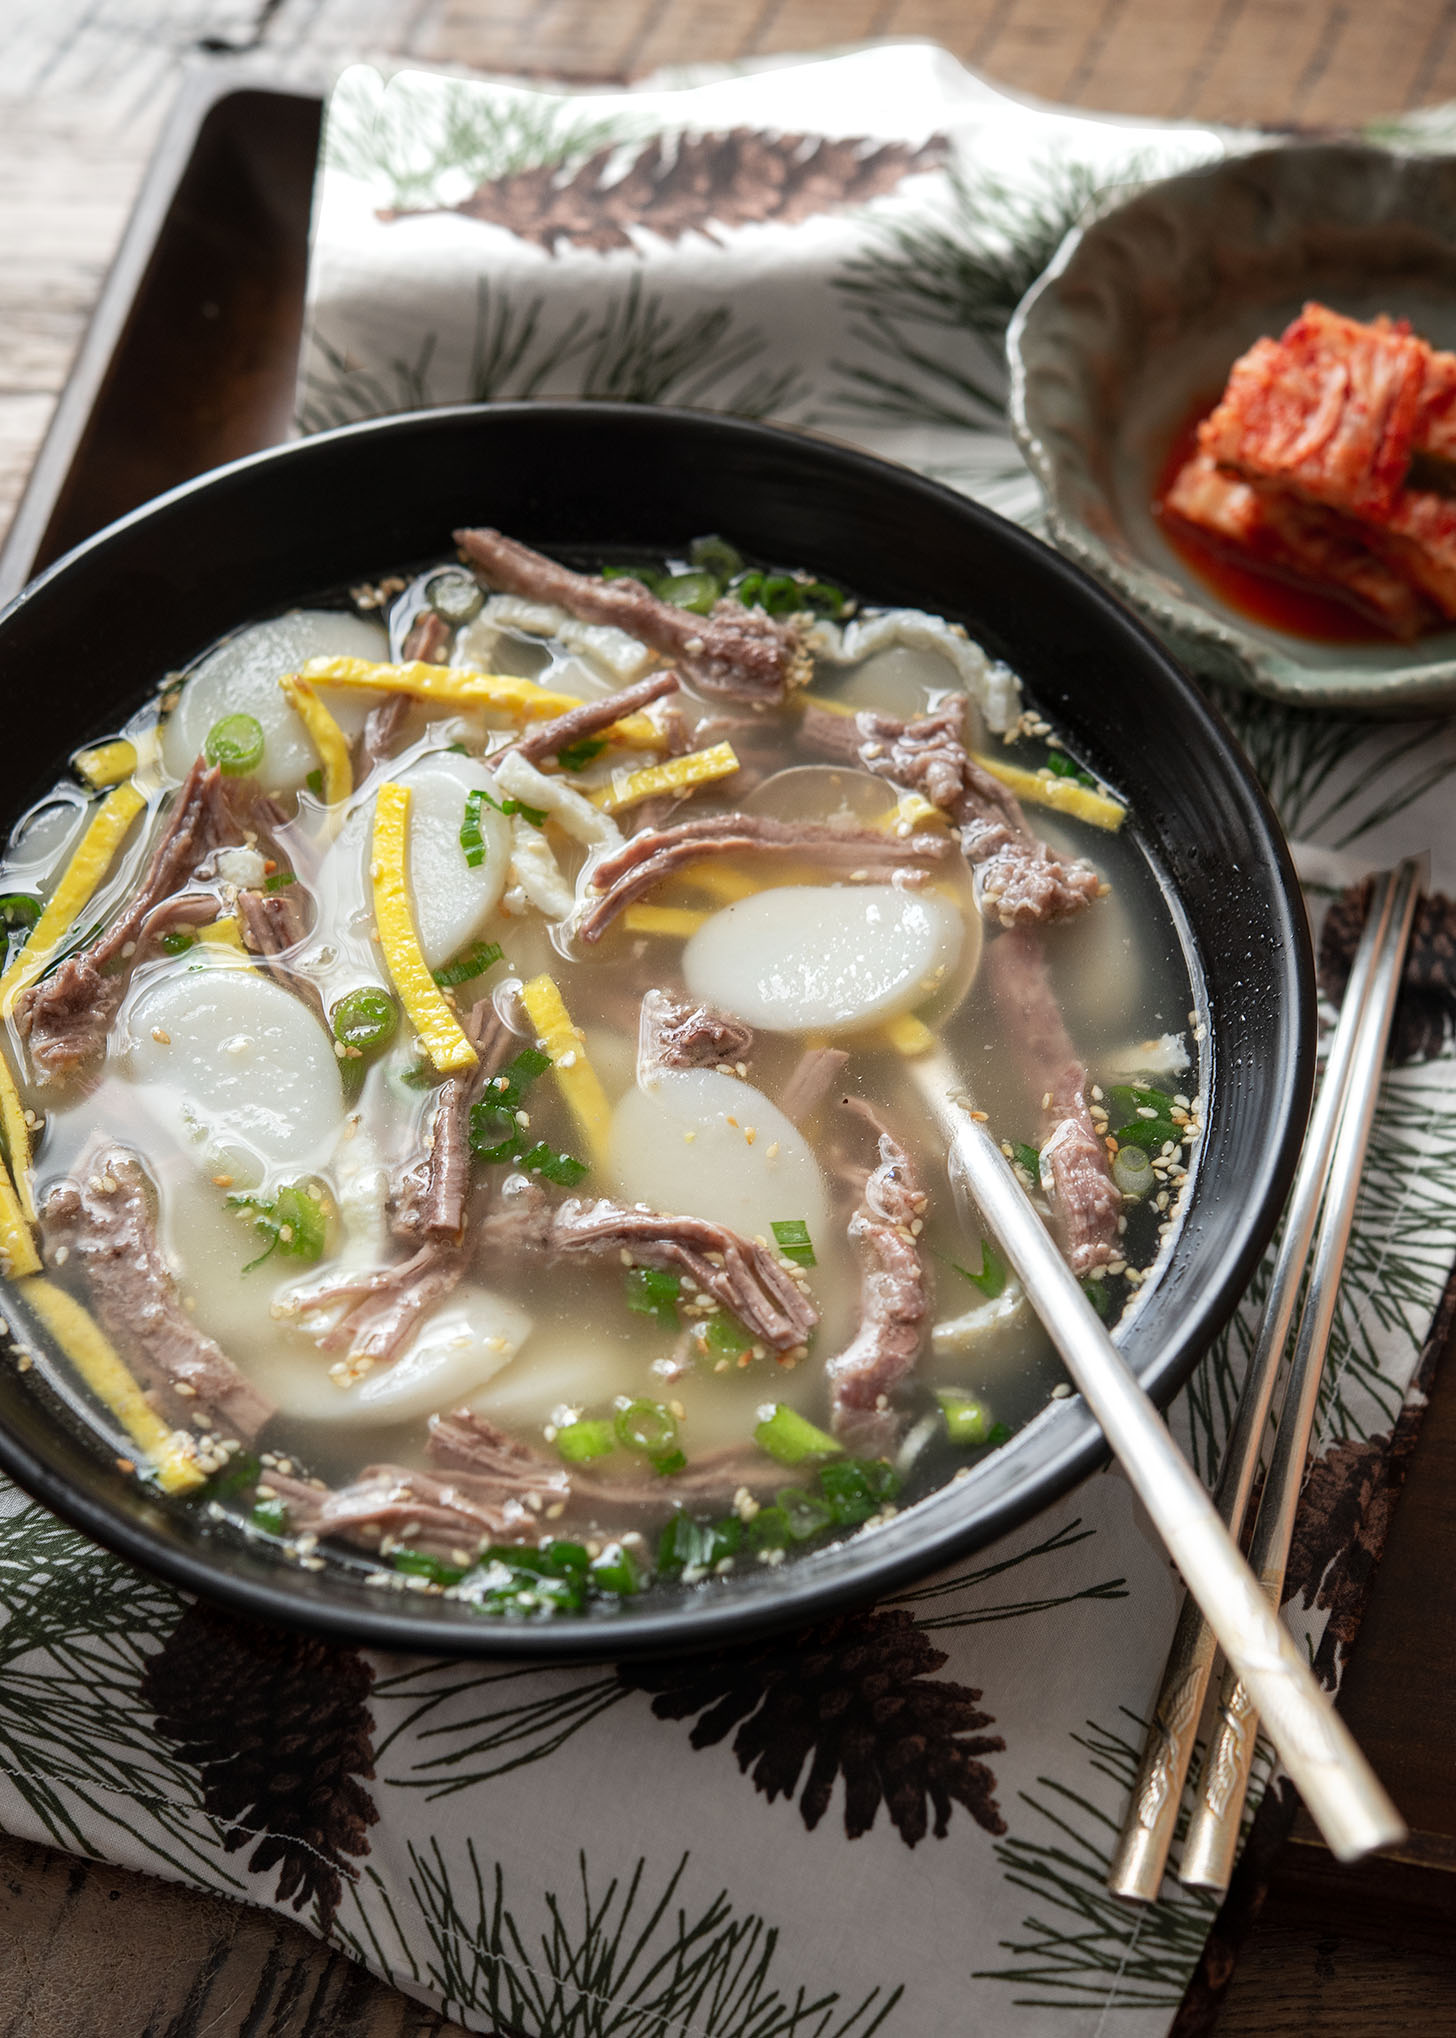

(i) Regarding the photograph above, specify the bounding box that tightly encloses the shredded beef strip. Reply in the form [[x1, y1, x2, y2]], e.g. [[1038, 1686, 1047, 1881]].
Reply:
[[637, 987, 753, 1074], [263, 1457, 561, 1560], [477, 1189, 818, 1355], [234, 883, 327, 1024], [401, 608, 452, 663], [578, 812, 949, 944], [17, 760, 243, 1082], [42, 1147, 274, 1442], [824, 1101, 932, 1458], [779, 1045, 850, 1126], [511, 670, 680, 764], [293, 1241, 470, 1368], [799, 696, 1102, 927], [455, 526, 812, 704], [392, 1002, 512, 1243], [985, 926, 1121, 1276], [363, 690, 412, 766]]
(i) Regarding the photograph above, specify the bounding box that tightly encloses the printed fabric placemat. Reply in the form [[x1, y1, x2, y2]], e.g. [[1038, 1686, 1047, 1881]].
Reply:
[[6, 42, 1456, 2038]]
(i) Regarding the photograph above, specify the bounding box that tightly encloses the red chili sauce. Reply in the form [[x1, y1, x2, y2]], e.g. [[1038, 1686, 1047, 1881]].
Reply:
[[1151, 403, 1388, 646]]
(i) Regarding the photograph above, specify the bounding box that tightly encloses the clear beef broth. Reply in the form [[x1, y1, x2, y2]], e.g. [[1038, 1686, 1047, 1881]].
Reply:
[[0, 534, 1200, 1614]]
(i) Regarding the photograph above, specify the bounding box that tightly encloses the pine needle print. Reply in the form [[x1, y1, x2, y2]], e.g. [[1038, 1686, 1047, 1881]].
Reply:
[[395, 131, 948, 251], [1321, 879, 1456, 1063], [974, 1720, 1218, 2012], [0, 1500, 233, 1884], [620, 1606, 1006, 1844], [140, 1599, 378, 1931], [342, 1842, 906, 2036]]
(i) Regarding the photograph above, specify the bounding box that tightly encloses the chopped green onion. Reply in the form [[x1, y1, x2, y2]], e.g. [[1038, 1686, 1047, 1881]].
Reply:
[[0, 895, 40, 934], [625, 1265, 681, 1329], [657, 1512, 741, 1572], [200, 1449, 261, 1500], [159, 929, 194, 956], [460, 790, 488, 868], [330, 986, 398, 1055], [937, 1389, 993, 1446], [1112, 1114, 1181, 1156], [747, 1505, 791, 1551], [700, 1310, 753, 1360], [393, 1549, 467, 1587], [400, 1060, 437, 1090], [988, 1421, 1011, 1446], [658, 570, 719, 615], [1112, 1144, 1155, 1198], [433, 939, 504, 988], [754, 1404, 842, 1465], [950, 1238, 1006, 1299], [1044, 749, 1097, 789], [778, 1486, 834, 1542], [494, 1046, 552, 1106], [590, 1541, 643, 1595], [250, 1497, 290, 1535], [229, 1180, 328, 1271], [1081, 1278, 1113, 1320], [688, 534, 744, 580], [556, 734, 607, 773], [555, 1418, 617, 1464], [1010, 1140, 1042, 1182], [517, 1141, 589, 1187], [615, 1398, 684, 1474], [264, 871, 296, 893], [469, 1049, 557, 1165], [817, 1457, 899, 1525], [427, 570, 483, 624], [727, 569, 764, 607], [305, 768, 324, 798], [758, 574, 803, 616], [771, 1218, 817, 1268], [798, 579, 848, 617], [204, 713, 265, 776], [478, 786, 547, 829], [601, 563, 666, 595]]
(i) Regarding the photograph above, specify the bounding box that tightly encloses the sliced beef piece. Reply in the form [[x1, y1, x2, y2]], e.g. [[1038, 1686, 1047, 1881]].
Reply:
[[41, 1147, 274, 1441], [511, 669, 680, 764], [778, 1045, 850, 1126], [799, 696, 1102, 927], [295, 1240, 469, 1366], [401, 608, 452, 663], [577, 811, 948, 944], [455, 526, 813, 703], [637, 987, 753, 1074], [17, 760, 242, 1082], [477, 1191, 818, 1355], [363, 690, 412, 767], [985, 926, 1121, 1276], [234, 884, 326, 1024], [392, 1001, 511, 1244], [824, 1102, 931, 1457], [270, 1462, 552, 1559]]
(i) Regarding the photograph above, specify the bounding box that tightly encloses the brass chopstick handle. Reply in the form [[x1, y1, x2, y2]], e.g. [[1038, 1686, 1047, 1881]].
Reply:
[[1107, 863, 1403, 1901], [1179, 855, 1424, 1891]]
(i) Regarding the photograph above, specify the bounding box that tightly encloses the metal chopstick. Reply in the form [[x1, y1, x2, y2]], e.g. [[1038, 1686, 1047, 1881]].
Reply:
[[913, 1047, 1406, 1870], [1107, 860, 1406, 1901], [1178, 854, 1424, 1890]]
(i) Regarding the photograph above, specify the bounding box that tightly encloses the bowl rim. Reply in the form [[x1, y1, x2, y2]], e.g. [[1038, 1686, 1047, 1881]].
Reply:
[[1006, 138, 1456, 715], [0, 398, 1315, 1658]]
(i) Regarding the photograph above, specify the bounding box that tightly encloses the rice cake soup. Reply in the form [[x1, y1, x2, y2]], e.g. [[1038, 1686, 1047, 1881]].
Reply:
[[0, 530, 1201, 1615]]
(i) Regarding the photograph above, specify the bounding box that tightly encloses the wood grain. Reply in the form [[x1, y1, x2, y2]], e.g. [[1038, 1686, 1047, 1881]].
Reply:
[[4, 2, 1456, 2035]]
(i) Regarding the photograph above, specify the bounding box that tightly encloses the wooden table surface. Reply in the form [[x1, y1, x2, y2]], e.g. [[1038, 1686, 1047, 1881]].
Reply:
[[4, 2, 1456, 2033]]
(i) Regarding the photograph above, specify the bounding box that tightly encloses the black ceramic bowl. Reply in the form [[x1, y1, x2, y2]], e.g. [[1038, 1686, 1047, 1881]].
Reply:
[[0, 404, 1313, 1657]]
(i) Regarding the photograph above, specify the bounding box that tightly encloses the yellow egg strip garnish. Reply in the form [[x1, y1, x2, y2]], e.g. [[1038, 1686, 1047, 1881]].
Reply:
[[0, 1050, 34, 1223], [371, 783, 478, 1074], [20, 1277, 202, 1491], [622, 903, 711, 938], [301, 656, 660, 748], [280, 674, 353, 805], [198, 916, 247, 953], [679, 860, 764, 904], [73, 738, 138, 789], [520, 973, 612, 1169], [798, 692, 857, 717], [879, 1012, 935, 1057], [590, 742, 740, 815], [0, 782, 146, 1018], [974, 753, 1126, 832], [0, 1168, 38, 1275]]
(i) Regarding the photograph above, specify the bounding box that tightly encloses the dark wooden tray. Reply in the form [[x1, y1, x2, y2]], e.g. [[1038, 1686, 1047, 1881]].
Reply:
[[0, 66, 322, 605]]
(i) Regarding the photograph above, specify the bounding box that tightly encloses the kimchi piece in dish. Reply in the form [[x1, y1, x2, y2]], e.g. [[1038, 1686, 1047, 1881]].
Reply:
[[0, 530, 1199, 1616], [1162, 302, 1456, 638]]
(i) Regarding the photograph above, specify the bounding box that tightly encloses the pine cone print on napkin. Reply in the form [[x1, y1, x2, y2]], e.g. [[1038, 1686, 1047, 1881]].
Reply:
[[398, 130, 947, 252], [140, 1600, 378, 1929], [620, 1605, 1005, 1844], [1281, 1427, 1412, 1688], [1319, 878, 1456, 1062]]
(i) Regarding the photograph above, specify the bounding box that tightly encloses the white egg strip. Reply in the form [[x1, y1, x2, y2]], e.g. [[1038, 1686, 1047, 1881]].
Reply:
[[804, 609, 1022, 733], [610, 1064, 831, 1247], [493, 749, 622, 849], [456, 597, 653, 684], [162, 611, 387, 790], [683, 884, 963, 1035], [507, 816, 575, 919], [126, 965, 343, 1174], [931, 1283, 1026, 1354]]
